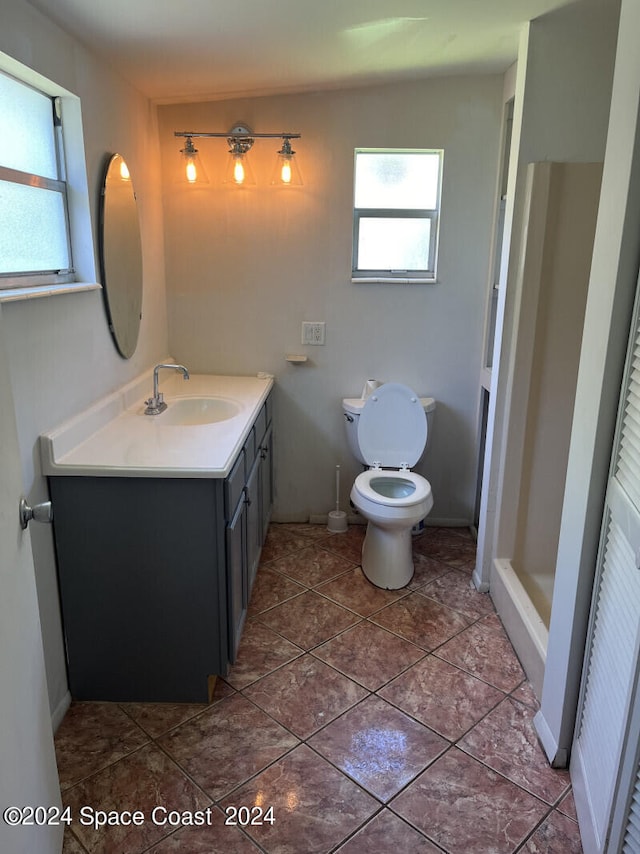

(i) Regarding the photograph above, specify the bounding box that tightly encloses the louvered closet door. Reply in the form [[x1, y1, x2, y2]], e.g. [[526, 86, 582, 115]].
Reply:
[[619, 767, 640, 852], [571, 273, 640, 854]]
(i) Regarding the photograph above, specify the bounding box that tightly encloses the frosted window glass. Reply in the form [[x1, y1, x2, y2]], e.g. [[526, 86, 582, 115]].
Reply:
[[0, 74, 58, 179], [355, 152, 440, 210], [357, 217, 431, 271], [0, 180, 70, 273]]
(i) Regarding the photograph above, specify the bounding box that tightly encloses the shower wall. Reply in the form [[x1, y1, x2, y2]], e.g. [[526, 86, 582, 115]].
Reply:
[[483, 0, 619, 699], [490, 160, 602, 697], [512, 161, 603, 628]]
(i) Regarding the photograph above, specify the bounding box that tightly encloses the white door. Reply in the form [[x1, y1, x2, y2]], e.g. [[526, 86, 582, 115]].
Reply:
[[0, 304, 62, 854], [571, 274, 640, 853]]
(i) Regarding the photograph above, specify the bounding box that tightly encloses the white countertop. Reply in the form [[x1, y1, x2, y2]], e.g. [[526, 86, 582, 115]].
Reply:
[[40, 372, 274, 479]]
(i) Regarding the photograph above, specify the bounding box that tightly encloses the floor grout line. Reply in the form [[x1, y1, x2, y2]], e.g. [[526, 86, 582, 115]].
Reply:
[[57, 524, 580, 854]]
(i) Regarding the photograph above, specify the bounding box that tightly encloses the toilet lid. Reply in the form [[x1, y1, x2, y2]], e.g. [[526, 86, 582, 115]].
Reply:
[[357, 382, 427, 468]]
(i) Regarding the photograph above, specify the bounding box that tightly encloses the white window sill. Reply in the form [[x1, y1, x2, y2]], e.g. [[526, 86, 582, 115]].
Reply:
[[351, 277, 438, 285], [0, 282, 101, 303]]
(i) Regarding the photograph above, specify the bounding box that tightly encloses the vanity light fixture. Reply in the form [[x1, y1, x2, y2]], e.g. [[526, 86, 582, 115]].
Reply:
[[174, 124, 302, 187], [224, 131, 256, 186], [179, 136, 209, 185], [271, 137, 303, 187]]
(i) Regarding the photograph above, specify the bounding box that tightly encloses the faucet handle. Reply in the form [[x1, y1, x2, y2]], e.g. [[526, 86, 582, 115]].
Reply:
[[144, 393, 167, 415]]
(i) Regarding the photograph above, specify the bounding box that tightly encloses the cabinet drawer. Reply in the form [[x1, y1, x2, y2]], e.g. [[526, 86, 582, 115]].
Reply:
[[225, 448, 245, 519]]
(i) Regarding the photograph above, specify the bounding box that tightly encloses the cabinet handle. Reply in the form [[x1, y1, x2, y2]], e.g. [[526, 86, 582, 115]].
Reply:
[[243, 486, 251, 506]]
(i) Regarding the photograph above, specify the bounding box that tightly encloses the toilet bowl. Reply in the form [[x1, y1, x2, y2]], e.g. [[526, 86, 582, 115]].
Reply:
[[342, 383, 435, 589]]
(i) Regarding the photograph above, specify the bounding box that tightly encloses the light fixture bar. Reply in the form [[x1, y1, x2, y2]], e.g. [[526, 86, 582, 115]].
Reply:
[[175, 124, 303, 187], [174, 131, 301, 140]]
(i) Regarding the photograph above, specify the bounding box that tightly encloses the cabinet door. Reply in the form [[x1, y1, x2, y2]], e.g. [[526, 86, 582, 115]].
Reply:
[[225, 496, 247, 664], [259, 425, 273, 541], [245, 460, 261, 595]]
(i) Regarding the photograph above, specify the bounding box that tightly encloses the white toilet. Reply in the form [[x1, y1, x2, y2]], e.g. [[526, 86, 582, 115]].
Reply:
[[342, 383, 435, 589]]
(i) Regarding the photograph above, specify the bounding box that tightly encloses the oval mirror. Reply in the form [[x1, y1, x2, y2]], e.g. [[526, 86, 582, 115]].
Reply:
[[99, 153, 143, 359]]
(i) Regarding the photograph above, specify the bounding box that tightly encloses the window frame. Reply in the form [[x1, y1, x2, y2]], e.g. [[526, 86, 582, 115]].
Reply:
[[0, 58, 98, 302], [0, 76, 74, 289], [351, 148, 443, 284]]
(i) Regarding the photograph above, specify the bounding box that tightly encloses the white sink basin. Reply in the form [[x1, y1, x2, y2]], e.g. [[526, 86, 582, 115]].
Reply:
[[157, 397, 241, 426], [40, 372, 274, 478]]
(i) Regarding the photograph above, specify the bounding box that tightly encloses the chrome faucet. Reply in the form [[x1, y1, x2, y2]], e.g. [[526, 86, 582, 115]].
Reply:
[[144, 363, 190, 415]]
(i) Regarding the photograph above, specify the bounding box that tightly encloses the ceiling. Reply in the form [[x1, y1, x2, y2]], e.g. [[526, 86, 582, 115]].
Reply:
[[27, 0, 576, 104]]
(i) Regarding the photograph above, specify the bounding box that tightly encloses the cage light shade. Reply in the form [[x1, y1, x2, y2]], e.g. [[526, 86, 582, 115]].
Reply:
[[179, 138, 209, 184], [271, 139, 303, 186]]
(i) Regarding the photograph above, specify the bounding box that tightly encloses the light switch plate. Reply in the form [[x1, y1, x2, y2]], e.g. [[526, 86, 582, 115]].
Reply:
[[302, 322, 326, 345]]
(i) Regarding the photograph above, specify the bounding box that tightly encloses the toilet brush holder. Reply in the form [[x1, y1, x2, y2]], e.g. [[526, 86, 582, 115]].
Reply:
[[328, 464, 348, 533], [327, 509, 348, 533]]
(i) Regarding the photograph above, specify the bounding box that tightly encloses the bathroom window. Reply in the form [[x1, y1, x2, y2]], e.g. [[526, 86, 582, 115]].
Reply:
[[352, 149, 443, 283], [0, 70, 74, 290]]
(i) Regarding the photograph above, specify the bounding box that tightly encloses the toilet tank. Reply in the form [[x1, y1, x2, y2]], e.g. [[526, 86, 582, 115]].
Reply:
[[342, 395, 436, 465]]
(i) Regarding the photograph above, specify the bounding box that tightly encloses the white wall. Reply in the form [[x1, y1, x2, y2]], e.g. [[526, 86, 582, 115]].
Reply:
[[493, 0, 619, 565], [158, 75, 503, 525], [536, 0, 640, 767], [474, 0, 619, 698], [0, 0, 169, 721]]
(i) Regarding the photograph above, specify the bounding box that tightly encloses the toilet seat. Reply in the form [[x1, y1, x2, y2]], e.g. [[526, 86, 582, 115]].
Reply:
[[354, 469, 431, 507], [357, 383, 427, 468]]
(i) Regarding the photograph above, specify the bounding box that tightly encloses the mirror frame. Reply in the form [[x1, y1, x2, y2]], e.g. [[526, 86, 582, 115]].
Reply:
[[98, 153, 143, 359]]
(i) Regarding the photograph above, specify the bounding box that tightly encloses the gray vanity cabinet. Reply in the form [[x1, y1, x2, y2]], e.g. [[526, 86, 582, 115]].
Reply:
[[225, 407, 273, 663], [49, 393, 272, 704], [226, 487, 247, 664], [258, 428, 273, 582]]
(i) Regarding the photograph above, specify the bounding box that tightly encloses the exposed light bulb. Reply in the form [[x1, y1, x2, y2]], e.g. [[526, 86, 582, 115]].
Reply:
[[179, 137, 208, 185], [233, 156, 245, 184], [119, 160, 130, 180], [280, 159, 292, 184], [185, 158, 197, 183], [272, 138, 302, 186]]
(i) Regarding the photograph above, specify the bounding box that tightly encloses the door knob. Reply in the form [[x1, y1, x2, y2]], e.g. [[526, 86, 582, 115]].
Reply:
[[19, 498, 53, 530]]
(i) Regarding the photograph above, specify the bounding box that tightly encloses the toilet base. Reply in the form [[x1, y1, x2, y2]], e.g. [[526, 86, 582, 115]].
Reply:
[[361, 523, 414, 589]]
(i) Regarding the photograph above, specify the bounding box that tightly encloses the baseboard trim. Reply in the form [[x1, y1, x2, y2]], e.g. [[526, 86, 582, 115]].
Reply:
[[51, 690, 71, 734], [534, 709, 569, 768], [490, 558, 548, 698]]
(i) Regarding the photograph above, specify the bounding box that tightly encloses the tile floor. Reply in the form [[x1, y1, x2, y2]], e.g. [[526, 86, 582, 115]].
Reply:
[[56, 523, 583, 854]]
